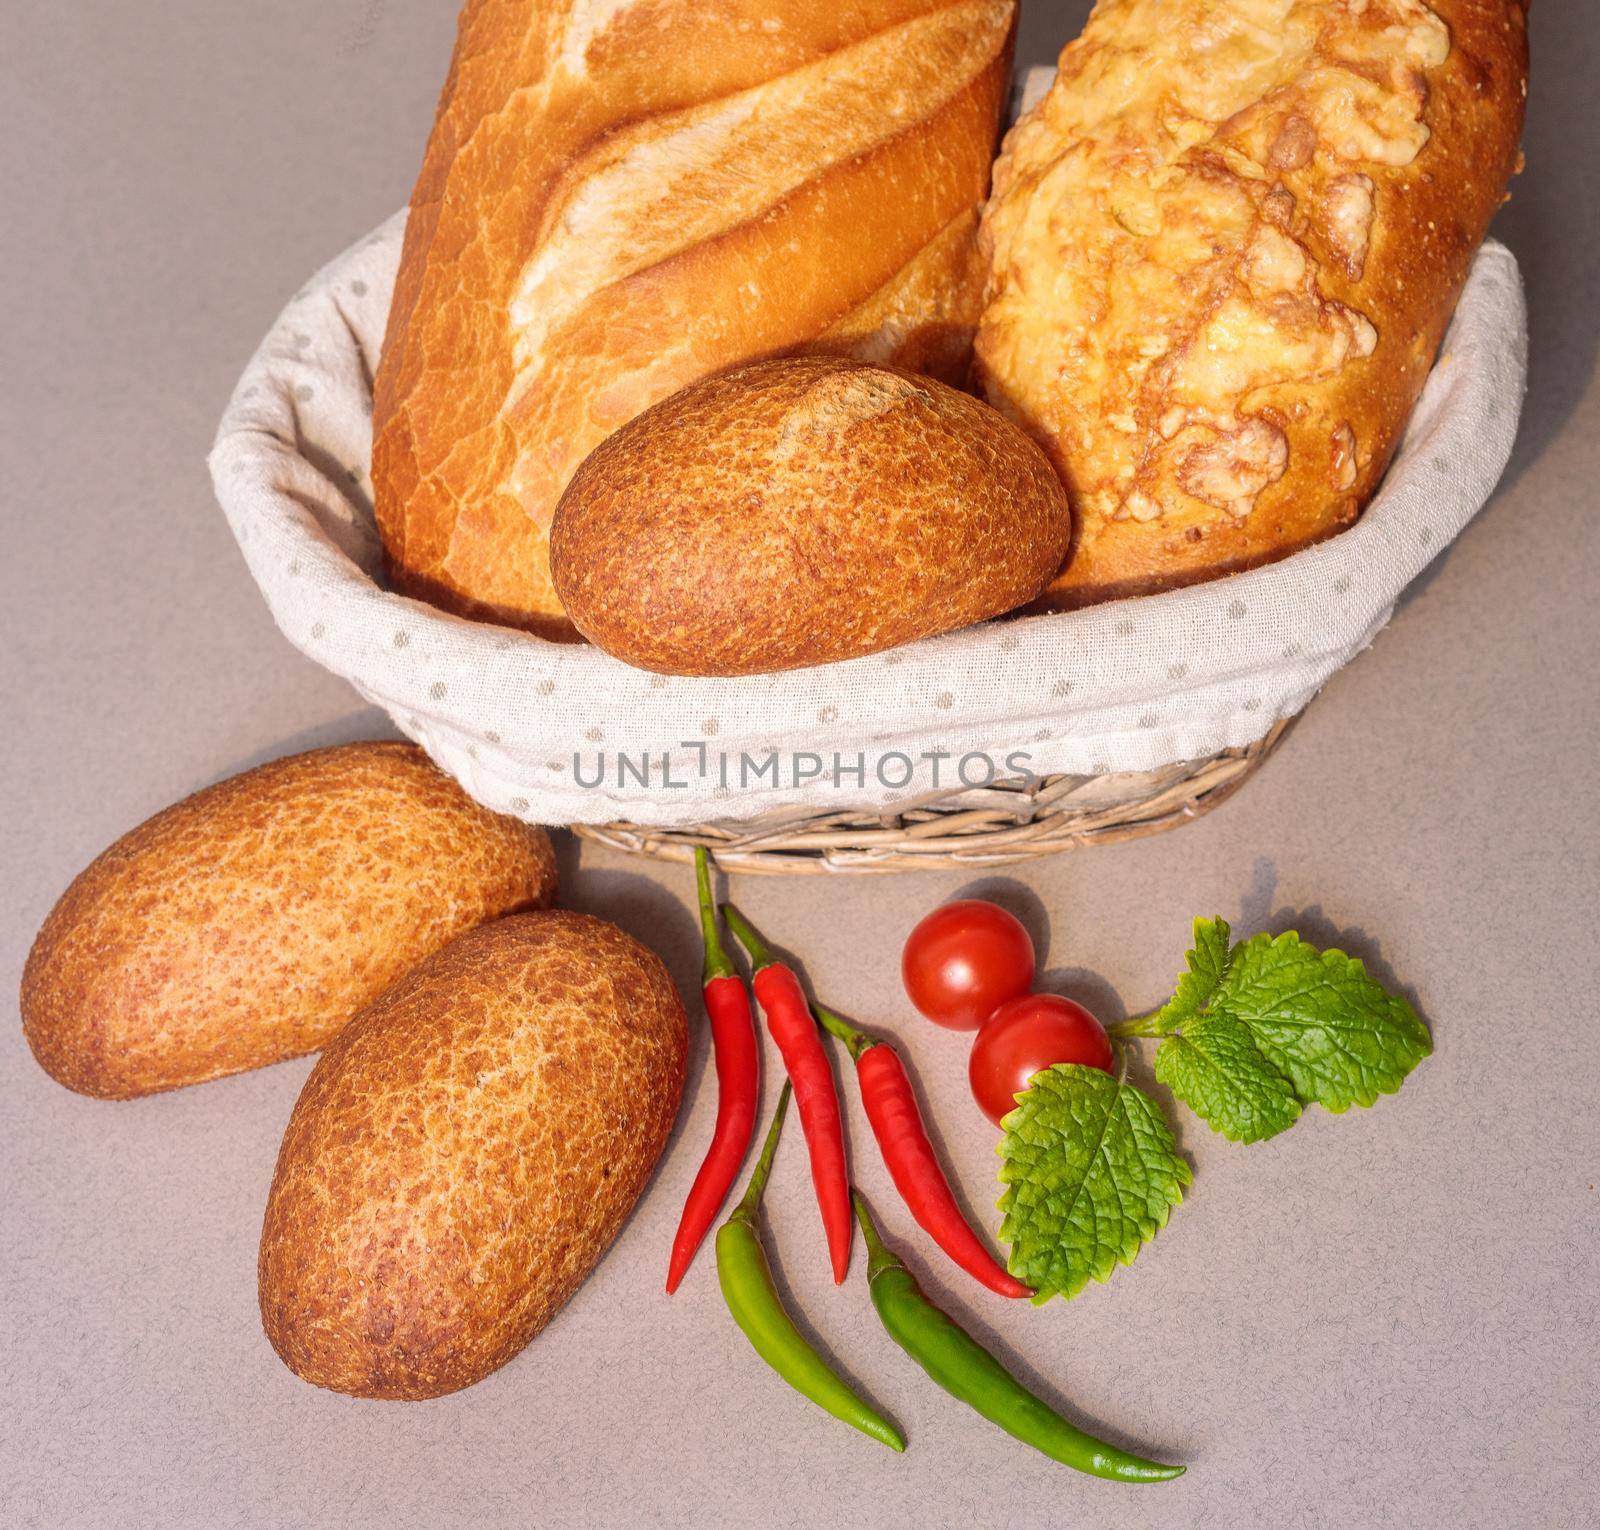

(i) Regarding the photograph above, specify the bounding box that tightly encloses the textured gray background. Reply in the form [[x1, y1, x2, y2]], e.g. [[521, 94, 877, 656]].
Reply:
[[3, 3, 1596, 1527]]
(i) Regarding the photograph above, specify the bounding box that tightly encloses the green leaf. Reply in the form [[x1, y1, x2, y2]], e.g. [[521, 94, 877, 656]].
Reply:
[[997, 1064, 1190, 1304], [1150, 915, 1233, 1034], [1154, 924, 1432, 1136], [1154, 1012, 1301, 1143], [1218, 932, 1433, 1113]]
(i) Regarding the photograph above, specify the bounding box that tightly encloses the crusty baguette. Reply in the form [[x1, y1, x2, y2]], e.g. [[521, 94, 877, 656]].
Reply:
[[373, 0, 1017, 638], [975, 0, 1529, 607], [549, 356, 1071, 675], [20, 745, 557, 1098], [259, 912, 686, 1400]]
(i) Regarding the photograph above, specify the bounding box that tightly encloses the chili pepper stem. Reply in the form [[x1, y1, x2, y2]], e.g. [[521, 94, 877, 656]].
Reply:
[[852, 1192, 906, 1283], [695, 848, 739, 985], [1106, 1009, 1166, 1039], [733, 1083, 791, 1221], [720, 902, 778, 973], [814, 1004, 872, 1062]]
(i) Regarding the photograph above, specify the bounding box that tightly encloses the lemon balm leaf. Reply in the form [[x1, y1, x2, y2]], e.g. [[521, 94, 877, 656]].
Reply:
[[1153, 923, 1432, 1132], [1149, 915, 1232, 1035], [997, 1065, 1190, 1304], [1154, 1012, 1302, 1143], [1215, 932, 1433, 1114]]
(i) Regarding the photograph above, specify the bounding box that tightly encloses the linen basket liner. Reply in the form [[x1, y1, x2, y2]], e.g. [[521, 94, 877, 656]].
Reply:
[[209, 148, 1525, 831]]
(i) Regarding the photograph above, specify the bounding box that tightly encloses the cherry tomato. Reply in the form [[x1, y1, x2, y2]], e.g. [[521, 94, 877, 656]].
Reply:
[[902, 900, 1035, 1030], [969, 994, 1113, 1126]]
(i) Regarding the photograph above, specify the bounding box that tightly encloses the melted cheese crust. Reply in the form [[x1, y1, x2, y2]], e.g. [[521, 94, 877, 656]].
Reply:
[[976, 0, 1456, 598]]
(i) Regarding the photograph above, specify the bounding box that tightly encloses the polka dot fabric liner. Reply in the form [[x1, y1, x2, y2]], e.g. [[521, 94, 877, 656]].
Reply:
[[209, 173, 1525, 830]]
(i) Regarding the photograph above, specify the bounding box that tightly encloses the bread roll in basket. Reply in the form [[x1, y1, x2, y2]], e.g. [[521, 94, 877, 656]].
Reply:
[[210, 47, 1528, 871]]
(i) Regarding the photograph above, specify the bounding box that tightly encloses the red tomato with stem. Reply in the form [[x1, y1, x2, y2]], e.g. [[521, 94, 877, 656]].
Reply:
[[902, 900, 1035, 1030], [969, 994, 1113, 1126]]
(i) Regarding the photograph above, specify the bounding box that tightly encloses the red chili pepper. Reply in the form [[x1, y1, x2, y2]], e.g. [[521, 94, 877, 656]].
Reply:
[[722, 905, 852, 1285], [816, 1004, 1031, 1299], [665, 849, 761, 1295]]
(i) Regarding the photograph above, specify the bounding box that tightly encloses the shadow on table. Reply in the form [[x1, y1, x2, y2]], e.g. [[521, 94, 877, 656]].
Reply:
[[1385, 8, 1592, 618], [203, 706, 400, 788], [1491, 0, 1597, 501]]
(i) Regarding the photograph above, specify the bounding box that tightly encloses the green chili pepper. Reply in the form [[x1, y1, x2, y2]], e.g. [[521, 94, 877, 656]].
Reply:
[[853, 1192, 1184, 1482], [716, 1086, 905, 1453]]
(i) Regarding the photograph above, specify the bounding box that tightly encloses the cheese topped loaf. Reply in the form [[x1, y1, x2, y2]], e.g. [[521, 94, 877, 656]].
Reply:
[[372, 0, 1016, 637], [975, 0, 1529, 607]]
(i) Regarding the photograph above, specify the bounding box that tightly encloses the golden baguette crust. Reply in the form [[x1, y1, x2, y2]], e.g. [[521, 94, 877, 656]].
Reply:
[[975, 0, 1529, 607], [374, 0, 1016, 637], [20, 745, 557, 1099], [548, 356, 1071, 675], [258, 912, 687, 1401]]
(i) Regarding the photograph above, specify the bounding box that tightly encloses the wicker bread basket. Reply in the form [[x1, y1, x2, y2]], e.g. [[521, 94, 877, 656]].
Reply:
[[210, 72, 1525, 874]]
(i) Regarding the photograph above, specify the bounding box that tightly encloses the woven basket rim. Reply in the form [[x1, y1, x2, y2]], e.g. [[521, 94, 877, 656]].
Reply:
[[573, 718, 1293, 872]]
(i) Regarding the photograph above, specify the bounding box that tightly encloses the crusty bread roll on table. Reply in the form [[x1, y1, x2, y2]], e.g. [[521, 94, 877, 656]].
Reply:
[[976, 0, 1529, 607], [373, 0, 1017, 637]]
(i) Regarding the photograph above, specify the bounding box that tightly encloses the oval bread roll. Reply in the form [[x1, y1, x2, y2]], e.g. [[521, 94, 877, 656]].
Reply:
[[975, 0, 1529, 606], [258, 912, 688, 1401], [20, 744, 557, 1099], [373, 0, 1017, 637], [548, 356, 1072, 675]]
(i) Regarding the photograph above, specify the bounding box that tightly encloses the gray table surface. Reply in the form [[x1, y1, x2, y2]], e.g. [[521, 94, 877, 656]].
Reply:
[[4, 4, 1596, 1527]]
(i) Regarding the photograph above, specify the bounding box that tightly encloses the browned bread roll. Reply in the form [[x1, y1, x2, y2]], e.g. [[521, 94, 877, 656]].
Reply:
[[258, 912, 687, 1400], [21, 744, 557, 1099], [373, 0, 1018, 638], [975, 0, 1529, 607], [548, 356, 1071, 675]]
